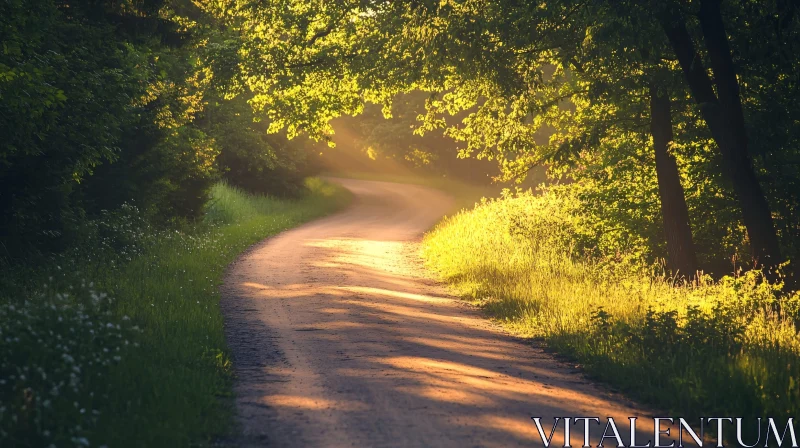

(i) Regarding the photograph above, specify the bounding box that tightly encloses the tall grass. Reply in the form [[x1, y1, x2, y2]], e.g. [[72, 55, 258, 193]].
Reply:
[[0, 179, 350, 447], [423, 190, 800, 427]]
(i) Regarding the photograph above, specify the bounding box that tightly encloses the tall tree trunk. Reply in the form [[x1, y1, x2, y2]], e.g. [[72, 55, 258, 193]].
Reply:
[[696, 0, 784, 269], [650, 85, 699, 277], [659, 6, 784, 270]]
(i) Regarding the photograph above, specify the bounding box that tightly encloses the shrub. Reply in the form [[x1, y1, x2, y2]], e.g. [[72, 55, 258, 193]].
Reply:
[[209, 97, 312, 198], [0, 180, 350, 446], [423, 189, 800, 428], [0, 285, 139, 446]]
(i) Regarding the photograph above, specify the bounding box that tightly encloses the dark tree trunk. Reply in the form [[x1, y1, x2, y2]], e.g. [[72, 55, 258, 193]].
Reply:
[[650, 85, 699, 277], [659, 6, 784, 271], [697, 0, 784, 269]]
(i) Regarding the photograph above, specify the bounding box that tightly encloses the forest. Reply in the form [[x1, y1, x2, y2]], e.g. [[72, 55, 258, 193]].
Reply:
[[2, 0, 800, 446]]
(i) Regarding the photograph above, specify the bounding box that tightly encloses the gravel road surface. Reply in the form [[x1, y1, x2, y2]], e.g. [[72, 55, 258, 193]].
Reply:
[[222, 178, 653, 448]]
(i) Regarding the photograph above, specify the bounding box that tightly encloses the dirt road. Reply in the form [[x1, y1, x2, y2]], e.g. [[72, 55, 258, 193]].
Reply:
[[222, 178, 653, 448]]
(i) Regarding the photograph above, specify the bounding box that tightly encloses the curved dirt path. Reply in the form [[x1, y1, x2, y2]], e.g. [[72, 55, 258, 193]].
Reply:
[[222, 178, 654, 448]]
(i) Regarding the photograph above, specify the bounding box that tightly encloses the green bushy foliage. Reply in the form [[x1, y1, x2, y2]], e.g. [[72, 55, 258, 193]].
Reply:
[[0, 0, 142, 255], [0, 180, 350, 446], [0, 286, 140, 447], [0, 0, 321, 260], [86, 125, 219, 223], [207, 97, 312, 197], [423, 189, 800, 429]]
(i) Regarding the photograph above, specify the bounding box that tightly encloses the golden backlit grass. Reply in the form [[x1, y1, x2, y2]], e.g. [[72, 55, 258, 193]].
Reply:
[[422, 190, 800, 425]]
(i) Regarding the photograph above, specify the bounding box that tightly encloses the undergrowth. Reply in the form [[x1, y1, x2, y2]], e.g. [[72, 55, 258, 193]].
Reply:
[[0, 179, 350, 447], [423, 189, 800, 428]]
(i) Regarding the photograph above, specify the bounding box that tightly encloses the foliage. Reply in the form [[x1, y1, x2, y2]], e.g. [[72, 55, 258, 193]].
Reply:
[[0, 0, 143, 254], [329, 92, 503, 183], [423, 190, 800, 431], [0, 0, 320, 259], [2, 0, 800, 440], [227, 0, 800, 272], [0, 285, 140, 447], [0, 180, 350, 447], [207, 96, 312, 197]]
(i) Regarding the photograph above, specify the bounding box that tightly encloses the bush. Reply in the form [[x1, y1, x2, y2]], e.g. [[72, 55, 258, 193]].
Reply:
[[423, 189, 800, 430], [0, 0, 142, 256], [0, 180, 350, 447], [209, 97, 312, 198], [0, 0, 226, 256], [0, 286, 139, 446]]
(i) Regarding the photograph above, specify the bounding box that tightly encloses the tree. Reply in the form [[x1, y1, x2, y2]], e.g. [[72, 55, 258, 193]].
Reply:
[[0, 0, 321, 258], [226, 0, 799, 275], [650, 85, 698, 275], [658, 0, 784, 270]]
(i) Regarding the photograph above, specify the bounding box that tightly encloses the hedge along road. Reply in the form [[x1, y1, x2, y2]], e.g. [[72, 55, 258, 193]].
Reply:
[[221, 178, 655, 448]]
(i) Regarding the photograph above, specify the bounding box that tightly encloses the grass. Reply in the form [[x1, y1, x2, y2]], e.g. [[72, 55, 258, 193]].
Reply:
[[422, 189, 800, 434], [0, 178, 351, 447]]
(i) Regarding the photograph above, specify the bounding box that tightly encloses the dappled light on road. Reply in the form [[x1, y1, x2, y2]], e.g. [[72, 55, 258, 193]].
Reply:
[[222, 178, 654, 447]]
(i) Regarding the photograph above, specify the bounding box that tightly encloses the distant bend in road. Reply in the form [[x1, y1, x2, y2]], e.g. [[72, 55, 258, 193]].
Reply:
[[222, 178, 649, 448]]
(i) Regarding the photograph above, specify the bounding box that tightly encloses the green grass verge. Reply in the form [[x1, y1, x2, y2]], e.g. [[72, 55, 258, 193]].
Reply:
[[0, 179, 351, 447], [421, 190, 800, 437]]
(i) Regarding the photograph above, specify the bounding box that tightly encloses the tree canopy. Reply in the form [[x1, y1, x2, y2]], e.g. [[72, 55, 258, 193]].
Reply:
[[225, 0, 800, 279], [2, 0, 799, 280], [0, 0, 316, 258]]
